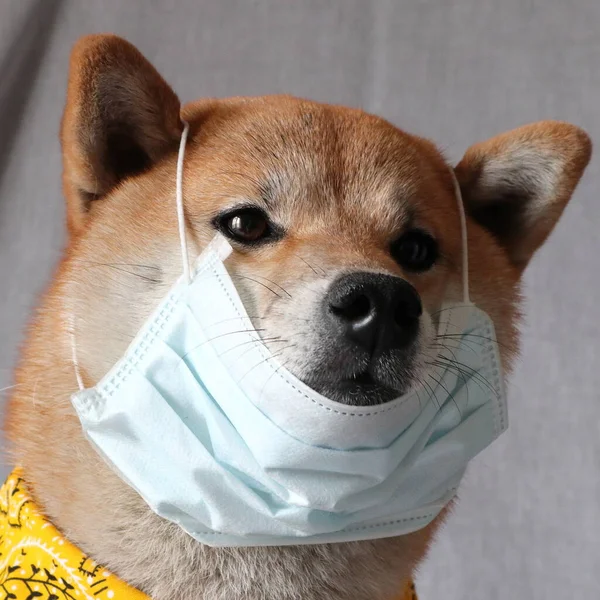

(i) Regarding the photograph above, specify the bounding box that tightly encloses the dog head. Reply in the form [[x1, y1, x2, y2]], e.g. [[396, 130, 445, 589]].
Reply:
[[5, 34, 591, 600], [59, 35, 590, 409]]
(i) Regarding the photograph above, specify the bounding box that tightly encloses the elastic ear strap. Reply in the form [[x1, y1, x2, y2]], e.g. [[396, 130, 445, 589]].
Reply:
[[450, 169, 471, 304], [177, 121, 191, 282], [69, 314, 85, 391]]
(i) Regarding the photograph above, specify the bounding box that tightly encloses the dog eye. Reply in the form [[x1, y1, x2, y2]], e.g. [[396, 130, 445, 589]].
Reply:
[[219, 208, 271, 243], [391, 229, 438, 272]]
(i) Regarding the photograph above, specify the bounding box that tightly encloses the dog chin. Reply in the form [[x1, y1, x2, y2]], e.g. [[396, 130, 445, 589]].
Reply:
[[308, 374, 408, 406]]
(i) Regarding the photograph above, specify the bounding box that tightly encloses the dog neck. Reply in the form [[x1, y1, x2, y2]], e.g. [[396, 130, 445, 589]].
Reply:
[[0, 468, 419, 600]]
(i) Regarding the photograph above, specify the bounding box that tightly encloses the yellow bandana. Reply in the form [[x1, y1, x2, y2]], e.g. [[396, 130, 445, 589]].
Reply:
[[0, 469, 147, 599], [0, 470, 416, 600]]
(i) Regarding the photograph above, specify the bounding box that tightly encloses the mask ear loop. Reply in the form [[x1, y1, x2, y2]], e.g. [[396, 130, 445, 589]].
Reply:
[[69, 314, 85, 392], [69, 121, 192, 392], [450, 170, 471, 305], [176, 120, 191, 283]]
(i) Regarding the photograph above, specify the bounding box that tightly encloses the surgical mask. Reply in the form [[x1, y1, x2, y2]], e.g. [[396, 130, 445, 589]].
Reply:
[[70, 122, 507, 547]]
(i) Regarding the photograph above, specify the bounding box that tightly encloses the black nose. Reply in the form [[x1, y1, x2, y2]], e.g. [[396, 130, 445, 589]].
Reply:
[[326, 272, 422, 355]]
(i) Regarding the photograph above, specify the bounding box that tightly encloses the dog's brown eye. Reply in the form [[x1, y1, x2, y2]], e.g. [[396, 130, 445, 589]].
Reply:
[[391, 230, 438, 272], [220, 208, 271, 243]]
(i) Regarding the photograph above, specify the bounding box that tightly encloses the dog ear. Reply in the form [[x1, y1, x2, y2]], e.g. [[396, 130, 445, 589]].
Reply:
[[455, 121, 591, 268], [61, 34, 183, 235]]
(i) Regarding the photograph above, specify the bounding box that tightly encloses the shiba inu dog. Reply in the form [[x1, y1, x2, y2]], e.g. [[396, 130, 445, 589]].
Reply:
[[4, 34, 591, 600]]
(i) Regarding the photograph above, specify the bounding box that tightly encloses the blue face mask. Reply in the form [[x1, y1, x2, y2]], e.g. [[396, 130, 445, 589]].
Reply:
[[70, 123, 507, 547]]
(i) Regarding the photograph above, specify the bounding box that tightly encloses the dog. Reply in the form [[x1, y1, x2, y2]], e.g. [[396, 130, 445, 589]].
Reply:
[[3, 34, 591, 600]]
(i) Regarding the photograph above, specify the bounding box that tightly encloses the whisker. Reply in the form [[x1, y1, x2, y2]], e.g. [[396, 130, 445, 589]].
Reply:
[[258, 349, 296, 400], [420, 375, 440, 410], [230, 335, 272, 364], [294, 254, 326, 277], [432, 354, 475, 416], [434, 319, 508, 349], [431, 343, 478, 360], [248, 274, 292, 299], [429, 343, 472, 410], [430, 338, 465, 366], [237, 347, 291, 383], [217, 336, 288, 358], [431, 304, 475, 317], [0, 384, 20, 395], [232, 274, 282, 299], [180, 329, 265, 362], [195, 314, 262, 327], [428, 359, 470, 406], [428, 372, 462, 418], [225, 331, 295, 366], [432, 336, 481, 355], [433, 353, 495, 392], [71, 259, 161, 271], [436, 332, 511, 351], [413, 382, 424, 412], [430, 356, 498, 397], [71, 260, 162, 284]]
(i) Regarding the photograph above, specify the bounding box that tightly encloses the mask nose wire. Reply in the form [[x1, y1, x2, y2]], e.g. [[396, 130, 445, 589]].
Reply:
[[450, 169, 471, 304], [176, 120, 191, 283]]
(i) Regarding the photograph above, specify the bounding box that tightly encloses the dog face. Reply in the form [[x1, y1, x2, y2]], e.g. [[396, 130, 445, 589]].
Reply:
[[73, 97, 468, 406], [57, 37, 590, 410], [188, 106, 460, 406]]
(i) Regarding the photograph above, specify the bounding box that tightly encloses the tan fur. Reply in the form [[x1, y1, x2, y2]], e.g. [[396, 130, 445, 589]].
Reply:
[[6, 35, 591, 599]]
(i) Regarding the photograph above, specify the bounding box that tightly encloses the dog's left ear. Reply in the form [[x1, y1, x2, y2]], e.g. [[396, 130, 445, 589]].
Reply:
[[455, 121, 591, 268]]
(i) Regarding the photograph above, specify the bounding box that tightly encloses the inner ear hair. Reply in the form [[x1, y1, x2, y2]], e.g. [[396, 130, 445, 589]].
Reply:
[[61, 34, 183, 234], [455, 121, 591, 267]]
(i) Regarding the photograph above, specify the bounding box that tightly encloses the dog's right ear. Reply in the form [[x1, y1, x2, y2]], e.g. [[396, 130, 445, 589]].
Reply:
[[61, 35, 182, 235]]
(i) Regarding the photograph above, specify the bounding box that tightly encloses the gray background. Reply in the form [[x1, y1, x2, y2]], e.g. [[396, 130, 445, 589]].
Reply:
[[1, 1, 598, 599]]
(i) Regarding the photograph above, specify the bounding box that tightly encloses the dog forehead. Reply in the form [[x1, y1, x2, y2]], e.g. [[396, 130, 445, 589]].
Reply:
[[233, 100, 424, 174], [185, 97, 445, 220]]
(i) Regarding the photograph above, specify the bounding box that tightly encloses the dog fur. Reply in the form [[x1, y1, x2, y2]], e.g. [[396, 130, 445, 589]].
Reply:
[[5, 35, 591, 599]]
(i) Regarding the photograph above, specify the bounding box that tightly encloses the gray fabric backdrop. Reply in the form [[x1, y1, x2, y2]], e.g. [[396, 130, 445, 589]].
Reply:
[[1, 2, 598, 598]]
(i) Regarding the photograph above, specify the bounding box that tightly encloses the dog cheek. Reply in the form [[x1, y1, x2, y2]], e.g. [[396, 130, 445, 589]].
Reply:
[[409, 311, 437, 386], [258, 278, 332, 380]]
